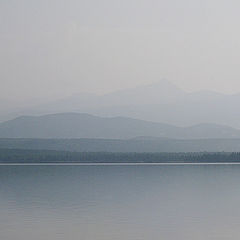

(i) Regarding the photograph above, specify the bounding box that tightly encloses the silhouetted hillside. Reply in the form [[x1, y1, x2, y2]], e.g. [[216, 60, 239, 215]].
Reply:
[[1, 113, 240, 139], [3, 80, 240, 128]]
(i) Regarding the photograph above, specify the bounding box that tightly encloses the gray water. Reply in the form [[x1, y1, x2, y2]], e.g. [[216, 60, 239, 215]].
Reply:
[[1, 164, 240, 240]]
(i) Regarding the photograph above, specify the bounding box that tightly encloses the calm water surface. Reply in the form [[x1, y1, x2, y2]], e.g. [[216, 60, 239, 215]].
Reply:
[[1, 164, 240, 240]]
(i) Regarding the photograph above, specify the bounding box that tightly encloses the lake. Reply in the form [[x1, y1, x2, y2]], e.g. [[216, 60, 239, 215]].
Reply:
[[1, 164, 240, 240]]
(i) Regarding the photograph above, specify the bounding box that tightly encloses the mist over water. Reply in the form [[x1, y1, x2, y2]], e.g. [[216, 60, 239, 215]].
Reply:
[[1, 165, 240, 240], [2, 1, 240, 239]]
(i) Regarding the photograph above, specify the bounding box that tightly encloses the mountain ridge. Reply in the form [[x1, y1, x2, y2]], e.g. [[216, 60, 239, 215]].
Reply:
[[1, 112, 240, 139], [2, 79, 240, 128]]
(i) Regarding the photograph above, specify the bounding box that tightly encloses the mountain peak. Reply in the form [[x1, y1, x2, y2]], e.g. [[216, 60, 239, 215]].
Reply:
[[146, 78, 183, 89], [101, 79, 185, 105]]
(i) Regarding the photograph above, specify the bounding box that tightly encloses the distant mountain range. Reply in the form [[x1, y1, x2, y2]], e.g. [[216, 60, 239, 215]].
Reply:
[[2, 79, 240, 128], [1, 112, 240, 139]]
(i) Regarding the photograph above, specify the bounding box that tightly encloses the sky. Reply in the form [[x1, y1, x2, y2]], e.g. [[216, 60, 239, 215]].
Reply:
[[1, 0, 240, 106]]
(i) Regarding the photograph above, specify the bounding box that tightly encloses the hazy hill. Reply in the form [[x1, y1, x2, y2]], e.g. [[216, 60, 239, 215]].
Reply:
[[99, 79, 186, 105], [1, 113, 240, 139], [2, 79, 240, 128]]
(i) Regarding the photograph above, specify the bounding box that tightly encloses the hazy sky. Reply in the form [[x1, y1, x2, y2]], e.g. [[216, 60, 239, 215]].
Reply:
[[1, 0, 240, 103]]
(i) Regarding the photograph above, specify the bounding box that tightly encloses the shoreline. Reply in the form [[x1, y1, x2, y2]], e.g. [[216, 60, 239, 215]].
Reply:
[[1, 162, 240, 166]]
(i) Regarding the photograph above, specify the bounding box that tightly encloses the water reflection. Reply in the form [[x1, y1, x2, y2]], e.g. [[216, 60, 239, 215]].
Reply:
[[0, 165, 240, 240]]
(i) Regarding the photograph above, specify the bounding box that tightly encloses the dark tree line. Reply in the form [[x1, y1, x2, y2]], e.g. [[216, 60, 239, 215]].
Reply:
[[1, 148, 240, 163]]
